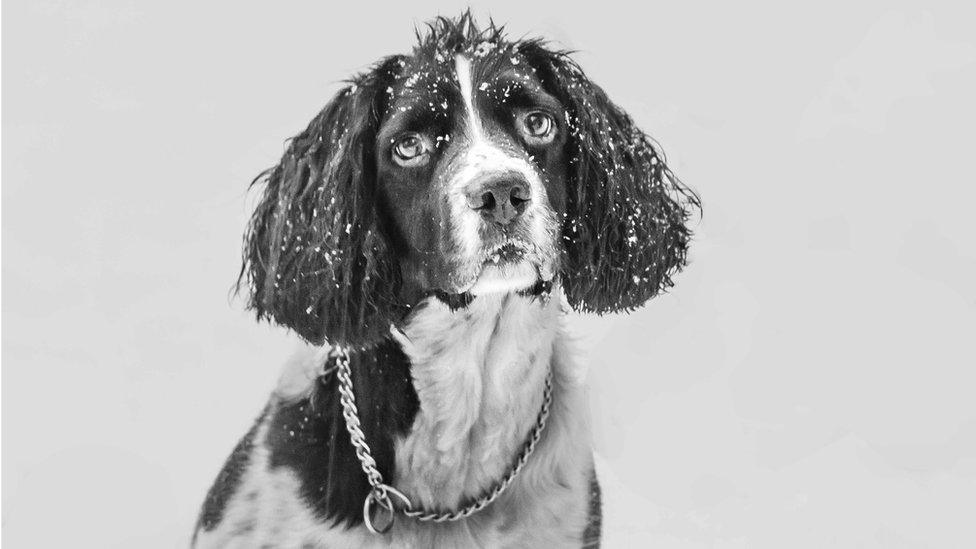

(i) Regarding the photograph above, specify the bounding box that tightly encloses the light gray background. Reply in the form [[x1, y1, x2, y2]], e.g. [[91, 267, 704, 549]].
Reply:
[[4, 1, 975, 547]]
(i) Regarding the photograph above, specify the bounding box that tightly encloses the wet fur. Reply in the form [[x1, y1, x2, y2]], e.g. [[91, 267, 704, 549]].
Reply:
[[197, 12, 698, 549], [236, 15, 698, 349]]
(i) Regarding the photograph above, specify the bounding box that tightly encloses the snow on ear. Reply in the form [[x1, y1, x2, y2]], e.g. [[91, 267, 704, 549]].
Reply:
[[522, 43, 701, 313], [239, 57, 406, 347]]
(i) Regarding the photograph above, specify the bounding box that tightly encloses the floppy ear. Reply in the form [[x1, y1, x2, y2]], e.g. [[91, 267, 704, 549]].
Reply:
[[239, 58, 405, 348], [523, 43, 701, 313]]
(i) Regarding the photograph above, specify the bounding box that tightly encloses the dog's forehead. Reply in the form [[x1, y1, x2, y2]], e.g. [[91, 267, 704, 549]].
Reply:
[[380, 57, 455, 125], [382, 44, 548, 121]]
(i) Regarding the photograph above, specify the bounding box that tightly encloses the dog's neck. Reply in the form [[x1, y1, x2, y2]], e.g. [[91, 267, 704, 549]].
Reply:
[[391, 290, 561, 509]]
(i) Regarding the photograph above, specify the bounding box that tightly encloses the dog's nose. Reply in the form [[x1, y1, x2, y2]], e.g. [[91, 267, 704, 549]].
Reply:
[[465, 178, 532, 226]]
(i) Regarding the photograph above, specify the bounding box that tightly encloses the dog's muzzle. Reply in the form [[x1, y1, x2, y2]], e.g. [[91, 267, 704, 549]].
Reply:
[[464, 175, 532, 226]]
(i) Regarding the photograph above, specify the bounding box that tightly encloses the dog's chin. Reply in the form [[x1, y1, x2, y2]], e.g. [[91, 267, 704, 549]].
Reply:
[[467, 260, 540, 296]]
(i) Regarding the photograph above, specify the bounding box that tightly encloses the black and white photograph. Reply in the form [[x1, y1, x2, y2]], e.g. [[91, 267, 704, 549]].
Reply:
[[3, 2, 975, 547]]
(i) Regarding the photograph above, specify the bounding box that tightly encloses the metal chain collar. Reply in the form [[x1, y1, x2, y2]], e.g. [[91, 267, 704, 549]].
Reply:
[[333, 346, 554, 535]]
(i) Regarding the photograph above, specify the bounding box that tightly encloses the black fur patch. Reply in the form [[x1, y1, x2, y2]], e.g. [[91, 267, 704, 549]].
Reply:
[[430, 290, 475, 311], [581, 468, 603, 548], [194, 405, 269, 535], [238, 56, 407, 349], [516, 278, 553, 299], [264, 339, 419, 528]]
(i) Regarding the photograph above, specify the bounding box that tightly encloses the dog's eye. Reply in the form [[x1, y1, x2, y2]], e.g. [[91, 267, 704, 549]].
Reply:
[[392, 133, 431, 167], [518, 111, 556, 145]]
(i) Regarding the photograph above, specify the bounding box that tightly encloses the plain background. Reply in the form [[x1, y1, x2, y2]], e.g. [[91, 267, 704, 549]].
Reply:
[[4, 1, 976, 547]]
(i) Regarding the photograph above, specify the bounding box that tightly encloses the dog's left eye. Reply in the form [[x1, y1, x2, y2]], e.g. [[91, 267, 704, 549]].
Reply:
[[518, 111, 556, 144], [392, 133, 432, 167]]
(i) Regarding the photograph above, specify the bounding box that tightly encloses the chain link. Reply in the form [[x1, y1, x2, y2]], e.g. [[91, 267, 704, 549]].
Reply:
[[333, 346, 554, 532]]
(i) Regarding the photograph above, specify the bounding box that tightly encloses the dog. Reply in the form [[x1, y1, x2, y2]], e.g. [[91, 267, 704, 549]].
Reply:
[[193, 13, 699, 548]]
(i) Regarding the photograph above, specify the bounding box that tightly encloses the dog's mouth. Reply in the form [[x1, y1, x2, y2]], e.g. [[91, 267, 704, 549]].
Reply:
[[459, 239, 550, 296], [437, 235, 558, 300], [433, 243, 553, 307], [482, 241, 529, 266]]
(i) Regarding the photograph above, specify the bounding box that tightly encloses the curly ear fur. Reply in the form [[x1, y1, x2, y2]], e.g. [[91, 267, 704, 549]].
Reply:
[[522, 43, 701, 313], [239, 57, 405, 348]]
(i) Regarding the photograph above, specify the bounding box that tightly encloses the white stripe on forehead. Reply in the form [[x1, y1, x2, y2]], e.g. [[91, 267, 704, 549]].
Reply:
[[454, 54, 485, 142]]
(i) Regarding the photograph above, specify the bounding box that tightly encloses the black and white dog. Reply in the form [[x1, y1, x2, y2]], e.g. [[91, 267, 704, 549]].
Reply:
[[194, 13, 699, 548]]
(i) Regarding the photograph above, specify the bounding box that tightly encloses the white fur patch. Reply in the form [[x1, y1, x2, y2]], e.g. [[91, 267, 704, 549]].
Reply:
[[273, 342, 332, 401], [467, 261, 538, 295], [455, 54, 484, 142], [390, 290, 594, 546]]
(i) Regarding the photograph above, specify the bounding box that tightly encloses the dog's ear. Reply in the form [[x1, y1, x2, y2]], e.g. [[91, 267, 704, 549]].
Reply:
[[239, 57, 405, 348], [523, 43, 701, 314]]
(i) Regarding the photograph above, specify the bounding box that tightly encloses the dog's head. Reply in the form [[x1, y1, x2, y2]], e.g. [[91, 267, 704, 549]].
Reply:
[[240, 14, 700, 348]]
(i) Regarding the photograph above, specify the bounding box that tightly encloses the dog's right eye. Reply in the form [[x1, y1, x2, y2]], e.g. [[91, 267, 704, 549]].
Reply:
[[392, 133, 431, 167]]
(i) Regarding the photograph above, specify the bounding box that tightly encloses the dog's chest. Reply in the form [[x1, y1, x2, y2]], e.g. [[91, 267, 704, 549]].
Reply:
[[393, 294, 559, 508], [194, 293, 594, 548]]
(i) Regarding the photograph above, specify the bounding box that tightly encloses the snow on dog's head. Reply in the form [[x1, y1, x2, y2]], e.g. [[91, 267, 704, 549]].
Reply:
[[238, 12, 700, 347]]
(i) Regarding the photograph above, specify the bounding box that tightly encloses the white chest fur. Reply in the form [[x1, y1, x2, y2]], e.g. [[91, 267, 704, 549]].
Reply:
[[387, 292, 594, 547], [394, 293, 557, 507]]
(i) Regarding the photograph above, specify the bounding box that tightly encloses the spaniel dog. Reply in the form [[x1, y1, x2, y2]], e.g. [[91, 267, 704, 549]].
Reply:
[[194, 13, 699, 548]]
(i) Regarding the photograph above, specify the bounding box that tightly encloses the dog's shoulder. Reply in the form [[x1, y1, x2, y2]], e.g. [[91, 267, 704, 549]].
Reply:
[[193, 343, 325, 536], [193, 403, 270, 540], [192, 341, 420, 547]]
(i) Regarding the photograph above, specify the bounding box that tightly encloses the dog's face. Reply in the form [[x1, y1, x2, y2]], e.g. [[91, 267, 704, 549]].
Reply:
[[240, 16, 700, 347], [376, 47, 568, 299]]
